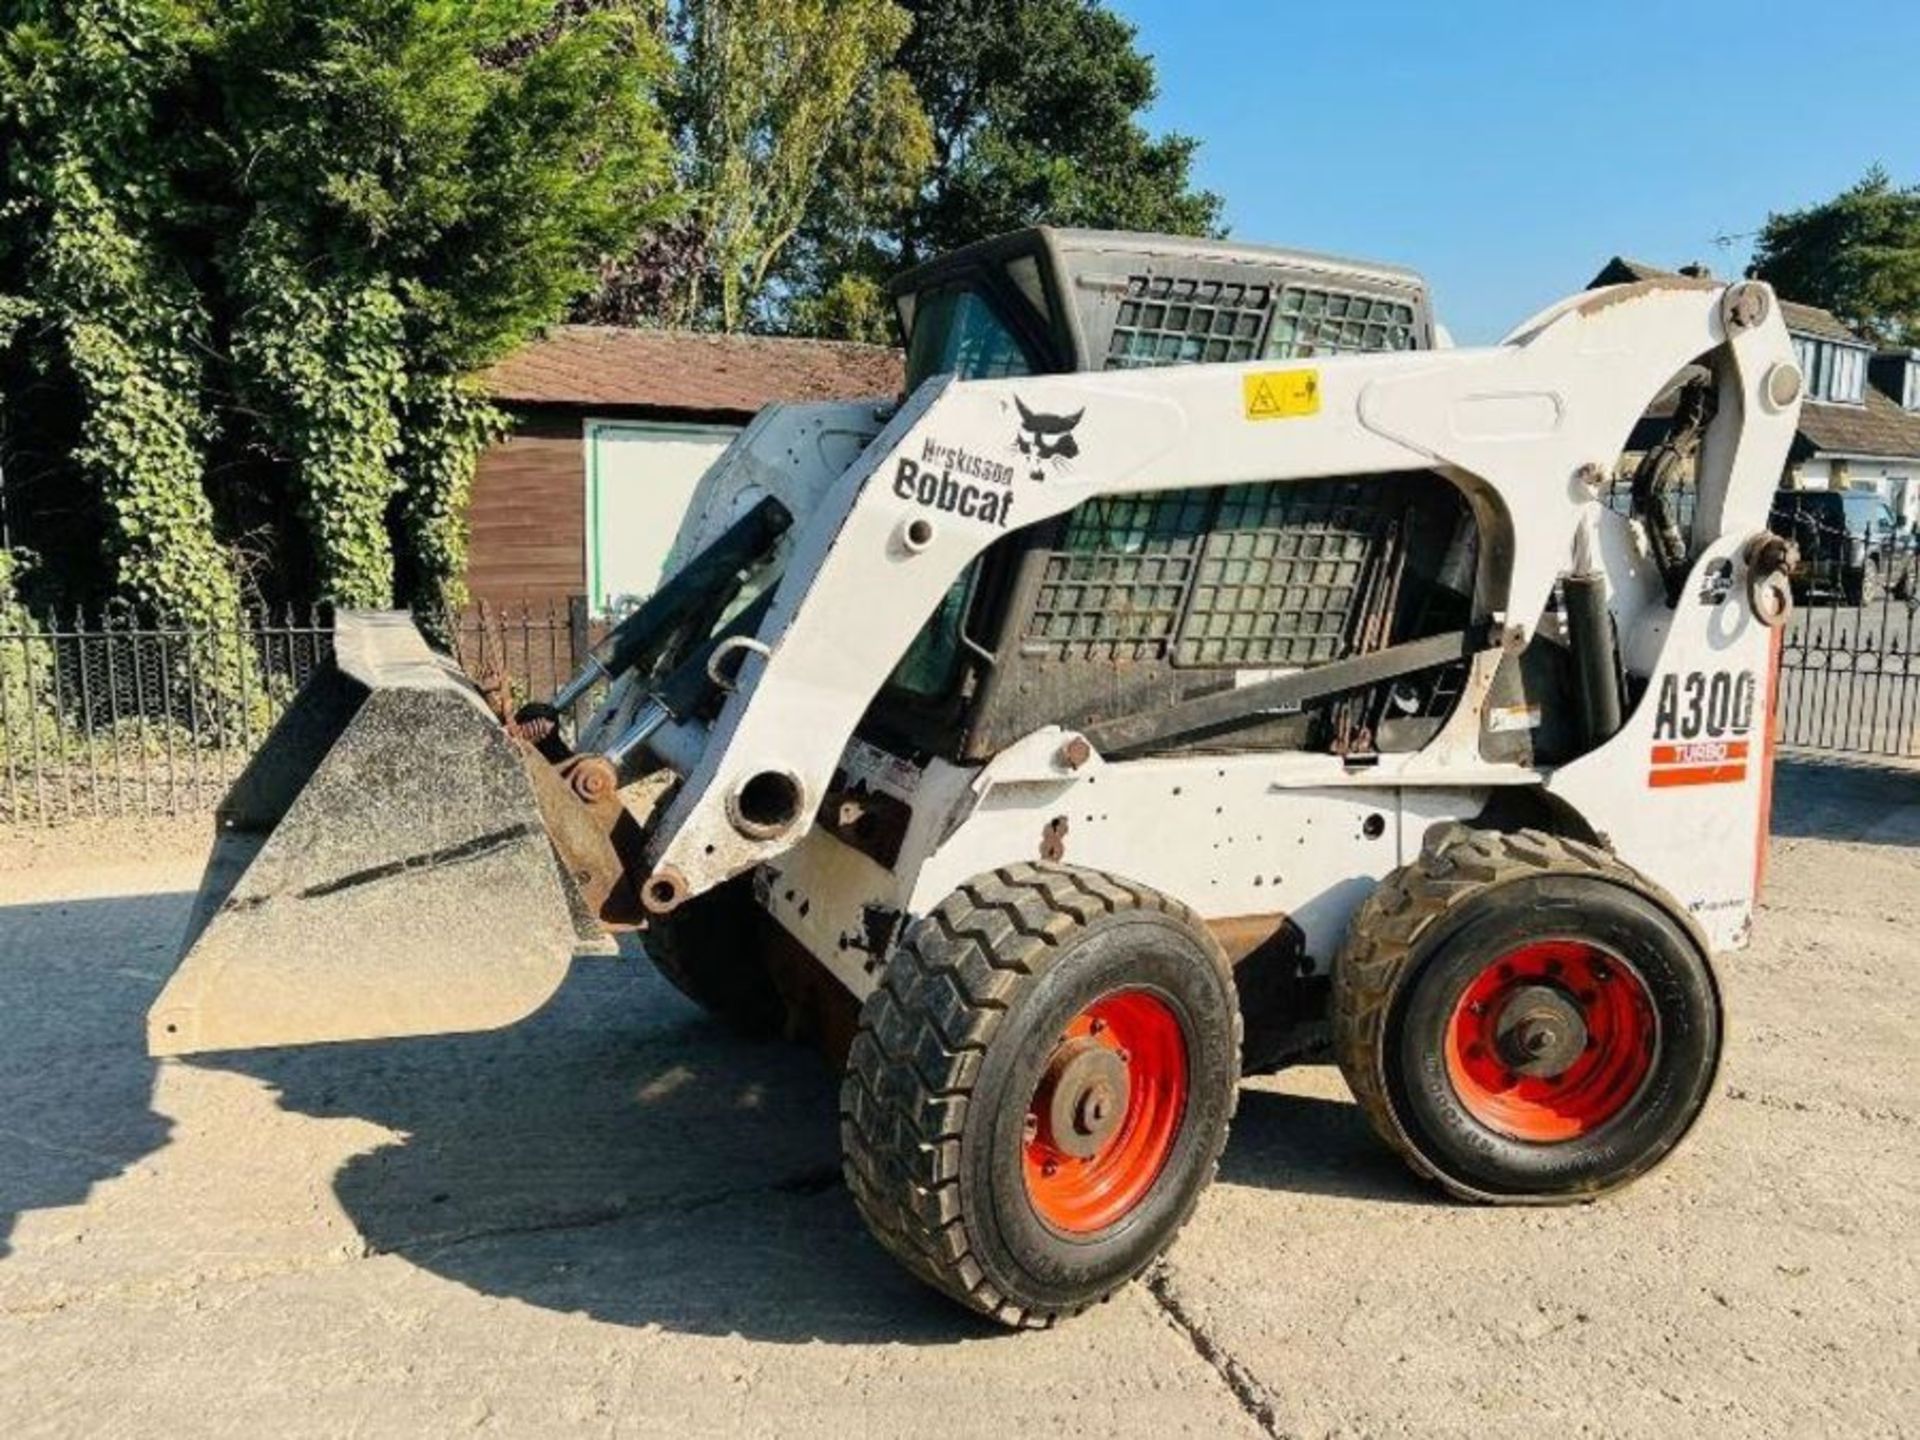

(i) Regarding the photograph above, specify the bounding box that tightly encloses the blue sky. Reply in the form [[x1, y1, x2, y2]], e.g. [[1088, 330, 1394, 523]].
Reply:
[[1111, 0, 1920, 342]]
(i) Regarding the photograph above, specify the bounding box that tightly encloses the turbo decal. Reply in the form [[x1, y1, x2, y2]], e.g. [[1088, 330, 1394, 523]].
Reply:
[[1649, 668, 1756, 787]]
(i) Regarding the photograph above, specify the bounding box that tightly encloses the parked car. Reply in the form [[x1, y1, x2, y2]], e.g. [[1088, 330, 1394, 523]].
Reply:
[[1769, 488, 1915, 605]]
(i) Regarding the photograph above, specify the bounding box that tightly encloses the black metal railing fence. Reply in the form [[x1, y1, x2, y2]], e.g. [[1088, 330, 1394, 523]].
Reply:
[[0, 598, 623, 825], [0, 604, 335, 825], [1776, 526, 1920, 759], [5, 545, 1920, 827]]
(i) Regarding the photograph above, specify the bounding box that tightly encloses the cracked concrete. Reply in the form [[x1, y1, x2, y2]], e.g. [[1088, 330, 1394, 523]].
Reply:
[[1145, 1264, 1287, 1437], [2, 759, 1917, 1438]]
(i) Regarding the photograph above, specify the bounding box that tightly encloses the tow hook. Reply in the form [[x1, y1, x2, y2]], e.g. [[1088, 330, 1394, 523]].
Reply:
[[1744, 532, 1797, 628]]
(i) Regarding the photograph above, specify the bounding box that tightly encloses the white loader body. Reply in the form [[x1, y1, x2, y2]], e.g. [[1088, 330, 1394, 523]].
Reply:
[[638, 276, 1795, 995]]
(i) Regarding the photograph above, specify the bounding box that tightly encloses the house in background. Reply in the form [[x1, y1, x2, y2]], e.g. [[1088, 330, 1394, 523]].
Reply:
[[469, 327, 902, 611], [1590, 258, 1920, 523]]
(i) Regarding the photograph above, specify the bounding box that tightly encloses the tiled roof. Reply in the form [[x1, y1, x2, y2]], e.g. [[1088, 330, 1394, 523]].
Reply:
[[480, 325, 904, 415], [1778, 301, 1862, 345], [1798, 384, 1920, 463], [1587, 257, 1859, 342], [1592, 256, 1691, 286]]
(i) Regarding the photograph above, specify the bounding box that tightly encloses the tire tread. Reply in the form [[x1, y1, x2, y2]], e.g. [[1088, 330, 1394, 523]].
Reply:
[[1332, 824, 1681, 1200], [840, 862, 1238, 1328]]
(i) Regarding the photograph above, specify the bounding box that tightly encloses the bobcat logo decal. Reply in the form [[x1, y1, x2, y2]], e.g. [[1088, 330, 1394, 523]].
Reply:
[[1013, 396, 1083, 481]]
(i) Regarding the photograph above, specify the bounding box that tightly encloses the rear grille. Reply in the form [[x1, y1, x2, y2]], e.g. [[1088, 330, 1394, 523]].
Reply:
[[1175, 481, 1390, 667], [1025, 492, 1211, 662]]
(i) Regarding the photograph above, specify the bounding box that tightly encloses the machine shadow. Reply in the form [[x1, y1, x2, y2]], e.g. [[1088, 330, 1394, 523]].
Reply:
[[1770, 756, 1920, 847], [1219, 1080, 1431, 1204], [211, 955, 995, 1346], [213, 955, 1428, 1340], [0, 894, 180, 1262], [208, 956, 1427, 1338]]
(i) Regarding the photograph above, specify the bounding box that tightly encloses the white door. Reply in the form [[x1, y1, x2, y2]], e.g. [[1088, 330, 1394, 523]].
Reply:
[[585, 419, 739, 613]]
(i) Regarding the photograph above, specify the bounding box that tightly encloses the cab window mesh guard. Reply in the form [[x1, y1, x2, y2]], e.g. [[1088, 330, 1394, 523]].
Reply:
[[1023, 479, 1405, 668], [1267, 286, 1418, 358], [1105, 275, 1272, 369]]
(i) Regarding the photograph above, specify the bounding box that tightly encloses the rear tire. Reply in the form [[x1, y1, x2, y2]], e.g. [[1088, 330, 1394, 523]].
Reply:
[[643, 876, 787, 1037], [1334, 825, 1721, 1202], [840, 864, 1239, 1327]]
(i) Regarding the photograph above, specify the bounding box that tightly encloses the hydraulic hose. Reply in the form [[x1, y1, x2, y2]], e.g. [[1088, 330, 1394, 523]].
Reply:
[[1563, 572, 1624, 750], [548, 495, 792, 712], [1630, 375, 1716, 606], [601, 588, 779, 785]]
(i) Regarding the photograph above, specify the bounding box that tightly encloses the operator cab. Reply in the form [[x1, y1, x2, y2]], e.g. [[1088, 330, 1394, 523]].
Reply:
[[892, 227, 1434, 388], [872, 228, 1469, 765]]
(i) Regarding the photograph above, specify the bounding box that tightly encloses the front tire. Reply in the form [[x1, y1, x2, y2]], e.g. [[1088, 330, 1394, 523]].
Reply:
[[1334, 826, 1721, 1202], [841, 864, 1239, 1327]]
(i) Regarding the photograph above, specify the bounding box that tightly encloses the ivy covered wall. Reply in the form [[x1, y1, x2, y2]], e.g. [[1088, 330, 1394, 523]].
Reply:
[[0, 0, 675, 621]]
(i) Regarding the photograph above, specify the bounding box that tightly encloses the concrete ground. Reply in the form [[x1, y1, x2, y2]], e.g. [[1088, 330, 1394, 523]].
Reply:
[[1, 760, 1916, 1439]]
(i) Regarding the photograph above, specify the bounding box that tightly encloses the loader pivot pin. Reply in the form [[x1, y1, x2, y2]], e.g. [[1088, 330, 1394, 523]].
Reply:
[[1445, 941, 1656, 1142], [641, 866, 690, 915], [1023, 990, 1188, 1235]]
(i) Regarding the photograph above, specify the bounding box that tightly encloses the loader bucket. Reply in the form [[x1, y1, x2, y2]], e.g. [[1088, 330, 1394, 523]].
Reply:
[[148, 613, 582, 1057]]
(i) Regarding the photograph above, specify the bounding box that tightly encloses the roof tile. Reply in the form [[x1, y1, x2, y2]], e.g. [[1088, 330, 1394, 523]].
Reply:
[[480, 325, 903, 414], [1798, 384, 1920, 463]]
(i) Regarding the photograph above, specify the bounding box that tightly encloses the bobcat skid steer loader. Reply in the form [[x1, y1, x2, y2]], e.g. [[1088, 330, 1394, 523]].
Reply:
[[150, 230, 1803, 1328]]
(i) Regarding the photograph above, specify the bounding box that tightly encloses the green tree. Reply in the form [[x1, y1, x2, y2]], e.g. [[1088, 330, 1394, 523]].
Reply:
[[779, 60, 932, 340], [212, 0, 678, 611], [0, 0, 246, 631], [1750, 167, 1920, 347], [581, 0, 1217, 338], [656, 0, 927, 331], [779, 0, 1221, 337], [0, 548, 59, 761], [0, 1, 677, 620], [897, 0, 1220, 262]]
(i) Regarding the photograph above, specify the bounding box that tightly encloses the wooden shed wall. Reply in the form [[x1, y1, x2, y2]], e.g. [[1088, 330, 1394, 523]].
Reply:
[[464, 408, 585, 605]]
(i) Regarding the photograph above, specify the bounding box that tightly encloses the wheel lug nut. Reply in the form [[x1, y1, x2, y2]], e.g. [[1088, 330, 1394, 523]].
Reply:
[[1041, 1159, 1058, 1178], [1090, 1018, 1107, 1035]]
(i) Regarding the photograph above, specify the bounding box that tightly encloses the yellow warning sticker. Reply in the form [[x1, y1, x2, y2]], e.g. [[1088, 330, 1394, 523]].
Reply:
[[1242, 369, 1321, 421]]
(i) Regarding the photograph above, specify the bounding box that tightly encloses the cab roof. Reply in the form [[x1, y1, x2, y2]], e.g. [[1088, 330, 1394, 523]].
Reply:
[[889, 226, 1426, 301]]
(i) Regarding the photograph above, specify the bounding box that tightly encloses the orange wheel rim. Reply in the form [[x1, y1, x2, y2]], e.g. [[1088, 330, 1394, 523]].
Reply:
[[1022, 990, 1188, 1235], [1444, 941, 1657, 1142]]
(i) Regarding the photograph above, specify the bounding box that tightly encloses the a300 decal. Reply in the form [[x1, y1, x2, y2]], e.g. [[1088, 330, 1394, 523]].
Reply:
[[1648, 669, 1757, 787]]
